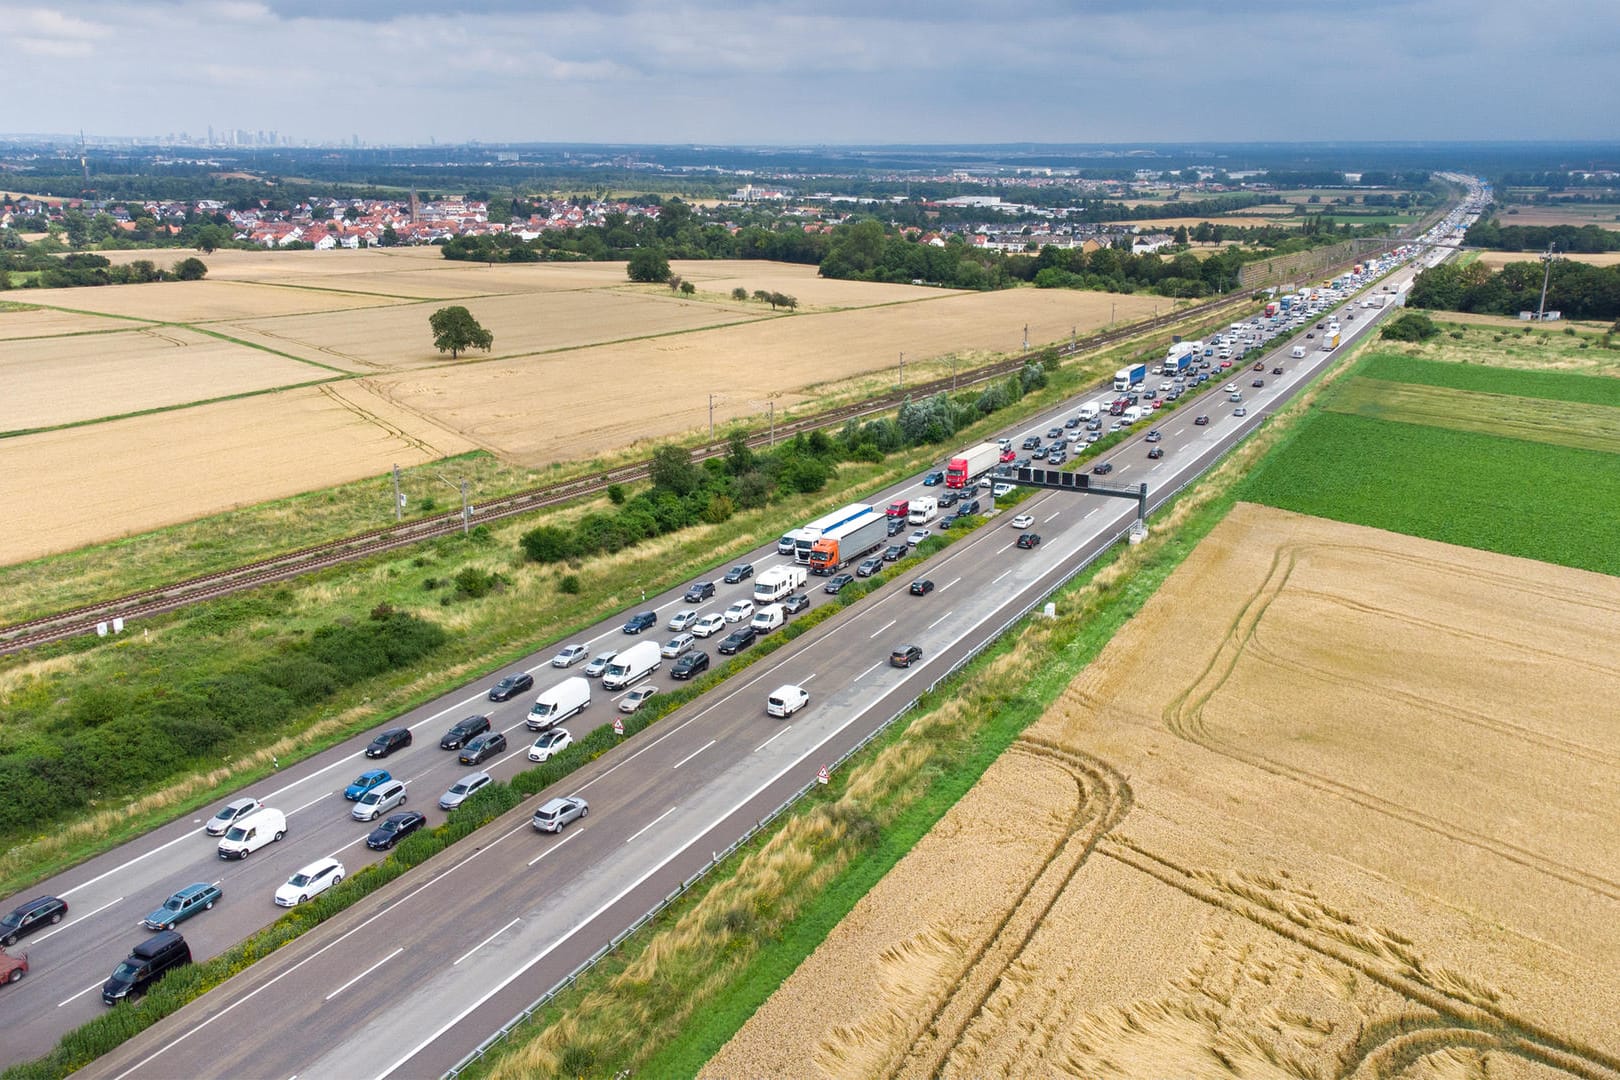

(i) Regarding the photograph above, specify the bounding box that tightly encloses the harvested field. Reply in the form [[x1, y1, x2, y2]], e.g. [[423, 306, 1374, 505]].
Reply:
[[1475, 250, 1620, 269], [1117, 212, 1297, 229], [1492, 206, 1620, 230], [0, 383, 474, 564], [0, 305, 130, 340], [710, 504, 1620, 1079], [15, 279, 409, 322]]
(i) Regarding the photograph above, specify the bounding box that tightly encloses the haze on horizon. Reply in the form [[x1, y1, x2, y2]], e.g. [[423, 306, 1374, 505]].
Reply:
[[5, 0, 1617, 146]]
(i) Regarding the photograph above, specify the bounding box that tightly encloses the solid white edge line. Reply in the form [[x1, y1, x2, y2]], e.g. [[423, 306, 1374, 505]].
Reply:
[[34, 895, 124, 943], [867, 618, 895, 640], [526, 829, 579, 868], [754, 725, 792, 753], [624, 807, 679, 846], [671, 740, 716, 771], [453, 918, 521, 967], [324, 947, 404, 1002]]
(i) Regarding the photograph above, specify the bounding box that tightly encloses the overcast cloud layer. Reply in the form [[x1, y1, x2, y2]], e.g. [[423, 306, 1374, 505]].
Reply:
[[6, 0, 1617, 144]]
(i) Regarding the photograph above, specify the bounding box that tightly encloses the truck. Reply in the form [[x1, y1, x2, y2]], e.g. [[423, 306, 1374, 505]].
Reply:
[[1264, 301, 1280, 318], [1163, 351, 1192, 378], [1291, 345, 1307, 358], [793, 503, 872, 564], [601, 641, 661, 691], [908, 496, 939, 525], [1112, 362, 1147, 392], [753, 564, 808, 603], [944, 443, 1001, 489], [808, 508, 889, 575], [1368, 294, 1389, 308], [1279, 296, 1293, 313], [1320, 331, 1340, 352], [527, 676, 591, 730]]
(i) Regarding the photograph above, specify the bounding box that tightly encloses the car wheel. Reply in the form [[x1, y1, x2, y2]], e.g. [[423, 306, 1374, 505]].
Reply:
[[333, 875, 343, 886], [163, 921, 175, 931], [1, 932, 14, 946], [6, 968, 20, 983], [399, 794, 406, 804], [50, 912, 62, 925], [204, 900, 215, 910], [274, 830, 286, 842], [238, 849, 250, 860], [580, 806, 588, 818], [299, 894, 309, 904]]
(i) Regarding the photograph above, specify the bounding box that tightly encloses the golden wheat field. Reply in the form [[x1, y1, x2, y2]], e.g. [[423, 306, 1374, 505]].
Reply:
[[1475, 250, 1620, 269], [709, 503, 1620, 1080]]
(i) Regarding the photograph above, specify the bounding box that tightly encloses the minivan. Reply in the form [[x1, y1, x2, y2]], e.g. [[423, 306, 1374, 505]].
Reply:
[[351, 779, 407, 822], [217, 807, 286, 860], [102, 931, 190, 1004]]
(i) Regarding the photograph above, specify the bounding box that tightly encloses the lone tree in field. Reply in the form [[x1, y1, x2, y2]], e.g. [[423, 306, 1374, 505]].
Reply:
[[627, 247, 671, 283], [429, 305, 494, 359]]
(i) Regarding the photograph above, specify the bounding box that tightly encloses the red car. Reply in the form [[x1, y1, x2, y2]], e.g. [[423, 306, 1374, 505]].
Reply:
[[999, 449, 1017, 462], [1219, 360, 1233, 369]]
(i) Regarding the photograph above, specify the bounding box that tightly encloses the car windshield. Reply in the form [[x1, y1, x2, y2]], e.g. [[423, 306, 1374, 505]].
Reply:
[[450, 782, 470, 794], [224, 825, 248, 841], [163, 897, 185, 912], [112, 961, 139, 981], [289, 873, 312, 887]]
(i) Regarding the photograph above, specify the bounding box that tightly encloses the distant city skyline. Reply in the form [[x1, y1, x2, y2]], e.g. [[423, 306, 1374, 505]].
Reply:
[[5, 0, 1618, 145]]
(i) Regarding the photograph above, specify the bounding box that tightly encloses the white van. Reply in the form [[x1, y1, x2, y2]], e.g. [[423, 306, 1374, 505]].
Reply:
[[1290, 345, 1306, 358], [601, 641, 661, 691], [1077, 402, 1100, 423], [527, 676, 591, 730], [766, 684, 809, 718], [750, 604, 785, 635], [217, 807, 287, 860], [1122, 405, 1146, 424]]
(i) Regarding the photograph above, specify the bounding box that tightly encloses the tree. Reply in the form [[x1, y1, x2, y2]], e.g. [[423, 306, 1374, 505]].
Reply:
[[731, 287, 748, 301], [429, 305, 494, 359], [679, 280, 696, 296], [627, 247, 671, 283], [648, 444, 702, 496], [172, 257, 209, 281], [1380, 312, 1441, 342]]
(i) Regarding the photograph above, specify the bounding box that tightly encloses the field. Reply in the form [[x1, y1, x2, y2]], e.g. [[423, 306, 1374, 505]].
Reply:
[[1475, 250, 1620, 269], [709, 503, 1620, 1079], [1493, 205, 1620, 230], [0, 252, 1164, 561]]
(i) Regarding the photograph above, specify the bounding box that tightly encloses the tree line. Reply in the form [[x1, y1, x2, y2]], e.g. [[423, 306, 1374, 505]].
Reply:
[[1408, 260, 1620, 320], [0, 250, 207, 289], [1463, 219, 1620, 253]]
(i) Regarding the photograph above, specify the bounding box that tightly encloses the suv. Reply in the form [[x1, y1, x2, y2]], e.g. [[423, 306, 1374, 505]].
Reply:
[[670, 650, 710, 680], [717, 626, 757, 655], [365, 727, 412, 759], [458, 731, 507, 766], [722, 563, 754, 584], [782, 593, 810, 615], [1, 897, 67, 947], [533, 795, 588, 833], [683, 581, 716, 603], [350, 779, 407, 822], [102, 931, 190, 1004], [440, 715, 490, 750], [890, 644, 923, 668], [856, 557, 884, 578]]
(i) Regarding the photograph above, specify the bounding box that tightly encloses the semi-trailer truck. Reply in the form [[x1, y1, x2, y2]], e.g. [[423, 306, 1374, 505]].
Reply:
[[808, 508, 888, 575], [945, 442, 1001, 488], [753, 564, 808, 603], [1112, 362, 1147, 392], [793, 502, 872, 563], [908, 497, 938, 525], [1164, 352, 1192, 377]]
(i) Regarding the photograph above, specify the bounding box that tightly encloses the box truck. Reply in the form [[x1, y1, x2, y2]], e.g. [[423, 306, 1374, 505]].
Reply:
[[753, 564, 807, 603], [526, 676, 591, 730], [808, 508, 889, 575], [793, 503, 871, 563], [908, 497, 939, 525], [1077, 401, 1101, 423], [1113, 362, 1147, 392], [1320, 332, 1340, 352], [945, 443, 1001, 488], [601, 641, 661, 690]]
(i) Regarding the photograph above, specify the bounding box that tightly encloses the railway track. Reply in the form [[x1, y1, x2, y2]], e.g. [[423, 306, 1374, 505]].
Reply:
[[1, 292, 1261, 654]]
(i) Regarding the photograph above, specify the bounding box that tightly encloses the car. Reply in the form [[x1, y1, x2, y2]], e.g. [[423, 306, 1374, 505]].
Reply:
[[440, 715, 490, 751], [1016, 532, 1042, 549], [1, 897, 66, 947], [908, 528, 931, 546], [365, 727, 412, 759], [1147, 446, 1164, 459], [886, 517, 907, 535], [692, 612, 727, 637], [619, 686, 658, 712], [856, 557, 884, 578], [670, 650, 711, 680], [782, 593, 810, 615], [458, 731, 507, 766], [441, 770, 494, 810], [767, 684, 810, 718], [660, 633, 696, 658], [366, 811, 426, 850], [1253, 361, 1266, 371], [717, 626, 757, 655], [824, 573, 855, 594], [142, 883, 222, 931], [1010, 513, 1034, 529], [683, 581, 716, 603], [999, 449, 1017, 463], [1022, 436, 1041, 450], [722, 563, 754, 584], [960, 498, 981, 515], [992, 482, 1015, 498], [532, 795, 588, 833], [1092, 462, 1114, 475], [723, 599, 755, 623], [1224, 384, 1237, 393], [890, 644, 923, 668], [1144, 429, 1161, 443], [1109, 420, 1125, 432], [1234, 406, 1249, 417], [923, 471, 944, 486], [1229, 392, 1243, 403], [1047, 427, 1064, 439], [1047, 452, 1067, 466], [527, 728, 573, 762], [488, 672, 534, 701], [1306, 332, 1315, 339], [1150, 399, 1164, 410], [1252, 378, 1264, 388], [551, 644, 589, 668], [937, 490, 960, 507], [1, 949, 27, 987], [274, 857, 344, 907], [1272, 366, 1284, 375], [343, 769, 391, 801], [205, 796, 264, 836], [909, 578, 935, 596], [663, 608, 700, 633], [1194, 415, 1210, 426], [350, 779, 407, 821], [621, 611, 657, 634], [1220, 359, 1233, 369], [583, 649, 619, 677], [883, 543, 908, 562]]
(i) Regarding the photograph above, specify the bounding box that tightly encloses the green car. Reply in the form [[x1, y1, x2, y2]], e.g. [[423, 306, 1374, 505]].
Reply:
[[143, 883, 222, 931]]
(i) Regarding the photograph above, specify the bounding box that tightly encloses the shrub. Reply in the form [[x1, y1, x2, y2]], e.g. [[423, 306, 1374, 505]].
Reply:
[[557, 574, 582, 595], [453, 566, 499, 599], [606, 483, 626, 505]]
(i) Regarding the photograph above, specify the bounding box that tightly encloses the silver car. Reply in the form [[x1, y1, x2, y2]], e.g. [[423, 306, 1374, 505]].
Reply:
[[439, 771, 492, 811], [532, 795, 588, 833]]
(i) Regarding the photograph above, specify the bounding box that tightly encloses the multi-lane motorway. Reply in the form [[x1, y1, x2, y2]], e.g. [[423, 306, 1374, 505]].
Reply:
[[5, 258, 1427, 1078]]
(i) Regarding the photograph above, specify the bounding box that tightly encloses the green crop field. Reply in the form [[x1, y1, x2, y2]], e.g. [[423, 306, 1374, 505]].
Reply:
[[1356, 354, 1620, 407]]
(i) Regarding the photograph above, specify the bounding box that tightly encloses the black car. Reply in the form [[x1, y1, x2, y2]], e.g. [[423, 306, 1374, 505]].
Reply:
[[366, 811, 427, 851], [1016, 532, 1041, 549], [890, 644, 923, 668], [1272, 366, 1284, 375], [683, 581, 716, 603], [1064, 416, 1081, 428], [959, 499, 981, 515], [1147, 446, 1164, 459], [923, 471, 944, 486], [622, 611, 658, 634], [782, 593, 810, 615], [856, 557, 884, 578], [1092, 462, 1114, 475], [909, 579, 934, 596], [717, 627, 756, 655], [670, 651, 711, 680], [722, 563, 753, 584], [459, 730, 508, 766], [1, 896, 68, 946], [487, 672, 534, 702], [824, 573, 855, 594], [365, 727, 412, 759], [937, 490, 959, 508], [1021, 436, 1041, 450], [1252, 378, 1264, 388], [440, 715, 491, 751], [883, 543, 908, 562], [1194, 415, 1210, 426], [886, 517, 907, 536], [1046, 427, 1063, 439]]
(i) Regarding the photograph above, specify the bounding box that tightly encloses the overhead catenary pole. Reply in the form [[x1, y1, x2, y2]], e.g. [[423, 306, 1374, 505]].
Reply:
[[391, 463, 402, 521], [898, 352, 904, 389], [709, 393, 715, 440]]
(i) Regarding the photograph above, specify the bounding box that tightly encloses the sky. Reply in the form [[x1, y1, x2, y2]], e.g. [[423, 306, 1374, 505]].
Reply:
[[6, 0, 1618, 146]]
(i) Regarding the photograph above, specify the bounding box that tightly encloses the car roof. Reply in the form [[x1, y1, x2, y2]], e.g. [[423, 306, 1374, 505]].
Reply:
[[173, 882, 213, 898], [459, 770, 492, 784], [297, 856, 341, 874]]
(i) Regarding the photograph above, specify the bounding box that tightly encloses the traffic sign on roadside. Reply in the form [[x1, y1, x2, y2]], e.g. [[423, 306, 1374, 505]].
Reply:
[[816, 765, 830, 785], [613, 717, 625, 736]]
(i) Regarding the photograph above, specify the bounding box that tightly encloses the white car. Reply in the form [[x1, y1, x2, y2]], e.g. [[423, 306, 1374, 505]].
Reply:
[[274, 857, 345, 907], [619, 686, 658, 713], [667, 609, 699, 632], [1009, 514, 1034, 530], [660, 633, 695, 659], [692, 612, 727, 638], [551, 644, 589, 668], [908, 529, 930, 546], [1224, 384, 1238, 394], [724, 599, 755, 624], [992, 483, 1014, 498], [528, 727, 572, 762]]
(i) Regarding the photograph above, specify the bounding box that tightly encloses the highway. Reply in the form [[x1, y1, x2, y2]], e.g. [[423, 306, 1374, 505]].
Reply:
[[3, 239, 1446, 1078]]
